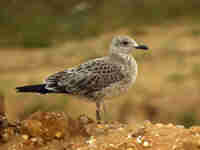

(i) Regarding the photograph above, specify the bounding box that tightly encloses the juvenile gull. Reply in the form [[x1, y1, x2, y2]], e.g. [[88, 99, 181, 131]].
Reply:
[[16, 36, 148, 121]]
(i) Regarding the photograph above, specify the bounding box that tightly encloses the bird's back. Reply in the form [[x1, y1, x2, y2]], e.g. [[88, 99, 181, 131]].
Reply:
[[44, 55, 137, 101]]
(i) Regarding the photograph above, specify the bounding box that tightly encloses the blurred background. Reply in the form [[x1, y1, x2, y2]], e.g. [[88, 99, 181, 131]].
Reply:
[[1, 0, 200, 127]]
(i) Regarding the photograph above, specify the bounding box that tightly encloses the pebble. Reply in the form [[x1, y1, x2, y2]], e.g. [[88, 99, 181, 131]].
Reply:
[[136, 136, 142, 144], [31, 137, 37, 142], [176, 125, 185, 129], [22, 134, 29, 140], [167, 123, 174, 127], [55, 131, 63, 138], [156, 123, 163, 127], [143, 141, 150, 147], [86, 136, 96, 145]]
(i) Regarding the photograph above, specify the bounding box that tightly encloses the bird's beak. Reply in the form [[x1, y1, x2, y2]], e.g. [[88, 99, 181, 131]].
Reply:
[[132, 40, 149, 50], [135, 44, 149, 50]]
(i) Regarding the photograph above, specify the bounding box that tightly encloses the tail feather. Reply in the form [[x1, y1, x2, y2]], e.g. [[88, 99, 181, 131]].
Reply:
[[16, 84, 51, 94]]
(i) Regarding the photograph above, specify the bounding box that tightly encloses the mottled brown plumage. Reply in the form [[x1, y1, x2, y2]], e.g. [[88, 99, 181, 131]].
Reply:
[[16, 36, 148, 121], [45, 58, 125, 100]]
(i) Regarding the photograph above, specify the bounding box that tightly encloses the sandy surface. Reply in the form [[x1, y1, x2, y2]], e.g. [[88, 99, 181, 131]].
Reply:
[[1, 111, 200, 150]]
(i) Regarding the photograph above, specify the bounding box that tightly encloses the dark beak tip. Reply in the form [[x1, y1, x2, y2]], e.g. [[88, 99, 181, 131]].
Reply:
[[136, 45, 149, 50]]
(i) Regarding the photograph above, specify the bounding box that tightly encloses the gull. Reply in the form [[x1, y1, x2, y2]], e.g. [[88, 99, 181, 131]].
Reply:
[[16, 36, 148, 121]]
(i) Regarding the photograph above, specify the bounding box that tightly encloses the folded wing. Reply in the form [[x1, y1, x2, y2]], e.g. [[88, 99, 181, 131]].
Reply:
[[44, 59, 125, 96]]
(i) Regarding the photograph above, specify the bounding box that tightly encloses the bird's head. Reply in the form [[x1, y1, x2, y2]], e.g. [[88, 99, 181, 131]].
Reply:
[[110, 35, 148, 55]]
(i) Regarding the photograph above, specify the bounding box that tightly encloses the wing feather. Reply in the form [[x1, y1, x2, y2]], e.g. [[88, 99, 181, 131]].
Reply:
[[44, 58, 125, 95]]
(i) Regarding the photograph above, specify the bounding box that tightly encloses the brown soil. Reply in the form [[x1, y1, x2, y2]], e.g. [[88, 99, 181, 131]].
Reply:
[[1, 112, 200, 150]]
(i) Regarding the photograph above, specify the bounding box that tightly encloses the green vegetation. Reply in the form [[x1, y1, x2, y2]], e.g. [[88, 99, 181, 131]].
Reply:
[[167, 72, 186, 84], [192, 64, 200, 78], [178, 111, 200, 128], [0, 0, 200, 47], [191, 29, 200, 37]]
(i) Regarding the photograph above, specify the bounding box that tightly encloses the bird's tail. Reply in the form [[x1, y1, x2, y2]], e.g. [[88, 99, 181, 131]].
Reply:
[[16, 84, 51, 94]]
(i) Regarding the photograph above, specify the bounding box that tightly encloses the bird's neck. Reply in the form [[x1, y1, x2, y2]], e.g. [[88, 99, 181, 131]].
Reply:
[[110, 52, 138, 79], [110, 52, 134, 65]]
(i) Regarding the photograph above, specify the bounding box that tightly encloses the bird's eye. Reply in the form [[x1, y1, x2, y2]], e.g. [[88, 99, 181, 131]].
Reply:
[[121, 41, 129, 46]]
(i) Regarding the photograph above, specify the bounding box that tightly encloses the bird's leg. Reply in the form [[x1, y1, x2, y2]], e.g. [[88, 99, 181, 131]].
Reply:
[[102, 101, 108, 122], [96, 101, 101, 123]]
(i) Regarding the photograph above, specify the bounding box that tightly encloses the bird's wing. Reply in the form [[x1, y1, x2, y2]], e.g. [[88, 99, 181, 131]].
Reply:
[[44, 58, 125, 95]]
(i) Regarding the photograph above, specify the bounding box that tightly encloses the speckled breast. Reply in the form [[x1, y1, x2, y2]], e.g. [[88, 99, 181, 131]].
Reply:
[[93, 55, 138, 101]]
